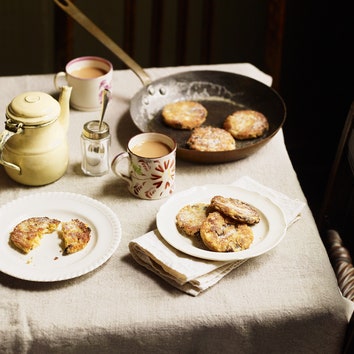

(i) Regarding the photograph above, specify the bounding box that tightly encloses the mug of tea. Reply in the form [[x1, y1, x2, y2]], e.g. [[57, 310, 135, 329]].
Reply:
[[54, 56, 113, 111], [111, 132, 177, 200]]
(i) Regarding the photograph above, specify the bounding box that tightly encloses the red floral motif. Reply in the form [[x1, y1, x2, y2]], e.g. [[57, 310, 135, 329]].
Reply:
[[145, 187, 156, 199], [133, 182, 145, 195], [132, 157, 175, 199], [138, 159, 151, 172], [158, 182, 173, 197], [151, 158, 175, 191], [151, 180, 163, 188]]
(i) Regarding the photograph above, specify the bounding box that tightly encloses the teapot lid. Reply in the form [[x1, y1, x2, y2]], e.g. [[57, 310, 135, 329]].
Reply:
[[6, 91, 60, 126]]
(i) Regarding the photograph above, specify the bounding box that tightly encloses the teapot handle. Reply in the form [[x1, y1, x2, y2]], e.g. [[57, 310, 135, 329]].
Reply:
[[0, 129, 21, 173], [54, 71, 68, 90]]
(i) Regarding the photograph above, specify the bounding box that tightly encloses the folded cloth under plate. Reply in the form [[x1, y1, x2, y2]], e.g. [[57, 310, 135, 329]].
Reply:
[[129, 176, 306, 296]]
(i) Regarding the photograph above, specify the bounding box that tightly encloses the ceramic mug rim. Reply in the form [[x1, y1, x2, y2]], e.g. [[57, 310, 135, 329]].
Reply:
[[65, 56, 113, 80], [127, 132, 177, 159]]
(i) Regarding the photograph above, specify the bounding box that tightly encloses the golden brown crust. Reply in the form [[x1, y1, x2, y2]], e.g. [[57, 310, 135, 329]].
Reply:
[[223, 109, 269, 140], [10, 217, 60, 254], [60, 219, 91, 254], [187, 126, 236, 151], [162, 101, 207, 130], [200, 212, 254, 252], [210, 195, 260, 225], [176, 203, 209, 237]]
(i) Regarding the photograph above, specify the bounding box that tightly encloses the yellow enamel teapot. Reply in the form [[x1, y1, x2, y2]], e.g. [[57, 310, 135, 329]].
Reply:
[[0, 86, 72, 186]]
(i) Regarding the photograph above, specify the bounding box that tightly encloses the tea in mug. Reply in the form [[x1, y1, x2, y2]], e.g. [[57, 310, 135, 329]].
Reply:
[[71, 66, 107, 79], [131, 140, 172, 158]]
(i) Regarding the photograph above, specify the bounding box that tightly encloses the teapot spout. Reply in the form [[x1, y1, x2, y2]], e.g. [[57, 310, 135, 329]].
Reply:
[[58, 85, 72, 131]]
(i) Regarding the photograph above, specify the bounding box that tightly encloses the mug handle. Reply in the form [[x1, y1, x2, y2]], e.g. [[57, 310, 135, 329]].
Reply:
[[111, 152, 132, 186], [54, 71, 67, 90]]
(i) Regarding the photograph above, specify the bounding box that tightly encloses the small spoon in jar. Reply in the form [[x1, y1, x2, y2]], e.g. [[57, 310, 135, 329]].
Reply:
[[99, 89, 111, 131]]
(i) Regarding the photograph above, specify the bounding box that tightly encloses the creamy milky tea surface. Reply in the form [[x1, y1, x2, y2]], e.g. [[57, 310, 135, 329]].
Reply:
[[71, 67, 107, 79], [131, 141, 172, 158]]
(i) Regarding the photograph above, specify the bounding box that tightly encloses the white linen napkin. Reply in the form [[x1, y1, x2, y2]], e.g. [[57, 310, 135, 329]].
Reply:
[[129, 176, 306, 296]]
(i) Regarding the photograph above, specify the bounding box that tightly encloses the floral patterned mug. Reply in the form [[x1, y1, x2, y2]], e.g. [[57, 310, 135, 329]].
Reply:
[[111, 133, 176, 200]]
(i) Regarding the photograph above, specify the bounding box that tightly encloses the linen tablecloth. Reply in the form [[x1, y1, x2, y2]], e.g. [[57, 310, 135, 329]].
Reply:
[[0, 63, 353, 354]]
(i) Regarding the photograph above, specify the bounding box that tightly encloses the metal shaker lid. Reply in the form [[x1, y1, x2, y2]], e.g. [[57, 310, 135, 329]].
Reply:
[[82, 120, 110, 139]]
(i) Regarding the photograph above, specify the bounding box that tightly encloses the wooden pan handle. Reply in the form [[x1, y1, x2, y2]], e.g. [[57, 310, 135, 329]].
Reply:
[[53, 0, 152, 86]]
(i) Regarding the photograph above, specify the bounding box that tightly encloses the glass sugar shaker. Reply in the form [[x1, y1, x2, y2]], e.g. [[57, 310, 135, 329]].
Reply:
[[81, 120, 111, 176]]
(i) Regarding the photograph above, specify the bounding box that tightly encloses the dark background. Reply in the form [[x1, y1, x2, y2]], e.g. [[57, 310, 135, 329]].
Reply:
[[0, 0, 353, 231], [280, 1, 353, 219]]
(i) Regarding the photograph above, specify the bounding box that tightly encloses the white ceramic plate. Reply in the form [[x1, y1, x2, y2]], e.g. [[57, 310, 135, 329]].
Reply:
[[156, 184, 287, 261], [0, 192, 121, 281]]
